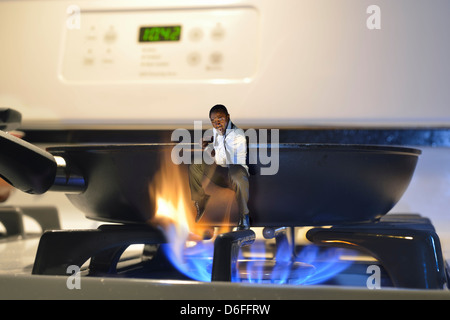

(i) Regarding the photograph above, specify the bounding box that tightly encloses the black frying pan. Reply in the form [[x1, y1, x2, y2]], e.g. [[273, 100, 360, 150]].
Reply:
[[0, 125, 421, 227]]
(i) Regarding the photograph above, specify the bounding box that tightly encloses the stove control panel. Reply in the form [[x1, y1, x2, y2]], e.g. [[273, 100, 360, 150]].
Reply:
[[59, 7, 259, 83]]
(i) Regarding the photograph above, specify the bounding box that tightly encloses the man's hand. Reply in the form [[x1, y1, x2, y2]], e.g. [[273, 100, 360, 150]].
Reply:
[[200, 136, 213, 150], [200, 139, 210, 150], [200, 138, 215, 157]]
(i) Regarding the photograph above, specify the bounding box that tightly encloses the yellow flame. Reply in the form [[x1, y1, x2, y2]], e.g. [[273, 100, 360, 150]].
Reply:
[[148, 149, 209, 242]]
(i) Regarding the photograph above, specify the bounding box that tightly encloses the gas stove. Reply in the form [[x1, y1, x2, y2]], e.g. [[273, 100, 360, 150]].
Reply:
[[1, 133, 450, 300], [2, 0, 450, 303], [1, 203, 450, 300]]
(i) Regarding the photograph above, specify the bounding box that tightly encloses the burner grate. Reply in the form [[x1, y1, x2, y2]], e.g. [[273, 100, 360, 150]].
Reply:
[[0, 206, 60, 239], [32, 224, 165, 275], [306, 214, 448, 289], [30, 214, 448, 290]]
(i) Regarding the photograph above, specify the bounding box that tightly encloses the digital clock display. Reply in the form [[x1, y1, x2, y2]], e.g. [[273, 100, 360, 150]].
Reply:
[[138, 26, 182, 42]]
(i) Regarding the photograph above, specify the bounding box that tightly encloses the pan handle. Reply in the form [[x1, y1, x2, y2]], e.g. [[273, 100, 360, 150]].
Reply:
[[0, 130, 57, 194]]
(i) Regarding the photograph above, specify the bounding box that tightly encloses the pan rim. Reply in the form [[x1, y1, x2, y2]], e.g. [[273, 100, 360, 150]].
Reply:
[[46, 143, 421, 156]]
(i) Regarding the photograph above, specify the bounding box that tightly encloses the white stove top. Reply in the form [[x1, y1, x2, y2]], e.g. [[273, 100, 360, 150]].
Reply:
[[1, 217, 450, 300]]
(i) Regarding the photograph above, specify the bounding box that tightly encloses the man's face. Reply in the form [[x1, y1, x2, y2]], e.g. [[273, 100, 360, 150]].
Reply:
[[210, 111, 229, 135]]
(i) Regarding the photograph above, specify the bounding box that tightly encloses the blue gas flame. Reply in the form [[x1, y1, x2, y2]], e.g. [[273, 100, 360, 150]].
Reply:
[[161, 233, 355, 285]]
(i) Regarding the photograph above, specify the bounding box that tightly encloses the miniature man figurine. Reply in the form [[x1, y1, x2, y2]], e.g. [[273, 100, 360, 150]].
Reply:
[[188, 104, 250, 230]]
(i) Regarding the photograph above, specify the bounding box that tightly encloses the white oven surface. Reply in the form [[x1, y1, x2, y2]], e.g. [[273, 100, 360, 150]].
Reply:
[[1, 0, 450, 127]]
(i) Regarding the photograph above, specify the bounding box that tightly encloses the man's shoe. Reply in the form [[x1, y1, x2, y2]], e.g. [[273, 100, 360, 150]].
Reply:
[[194, 194, 210, 222], [237, 214, 250, 230]]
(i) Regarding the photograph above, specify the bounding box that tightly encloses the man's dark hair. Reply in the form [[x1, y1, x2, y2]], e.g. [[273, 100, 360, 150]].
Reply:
[[209, 104, 229, 118]]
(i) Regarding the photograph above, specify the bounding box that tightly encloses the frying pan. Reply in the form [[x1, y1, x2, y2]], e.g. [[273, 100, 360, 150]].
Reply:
[[0, 125, 421, 227]]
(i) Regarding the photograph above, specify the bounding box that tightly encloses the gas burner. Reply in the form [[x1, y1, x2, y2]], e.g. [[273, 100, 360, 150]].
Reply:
[[30, 213, 448, 290], [237, 260, 316, 283]]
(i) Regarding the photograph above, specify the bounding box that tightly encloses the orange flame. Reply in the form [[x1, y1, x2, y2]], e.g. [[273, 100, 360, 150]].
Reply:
[[147, 149, 213, 243]]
